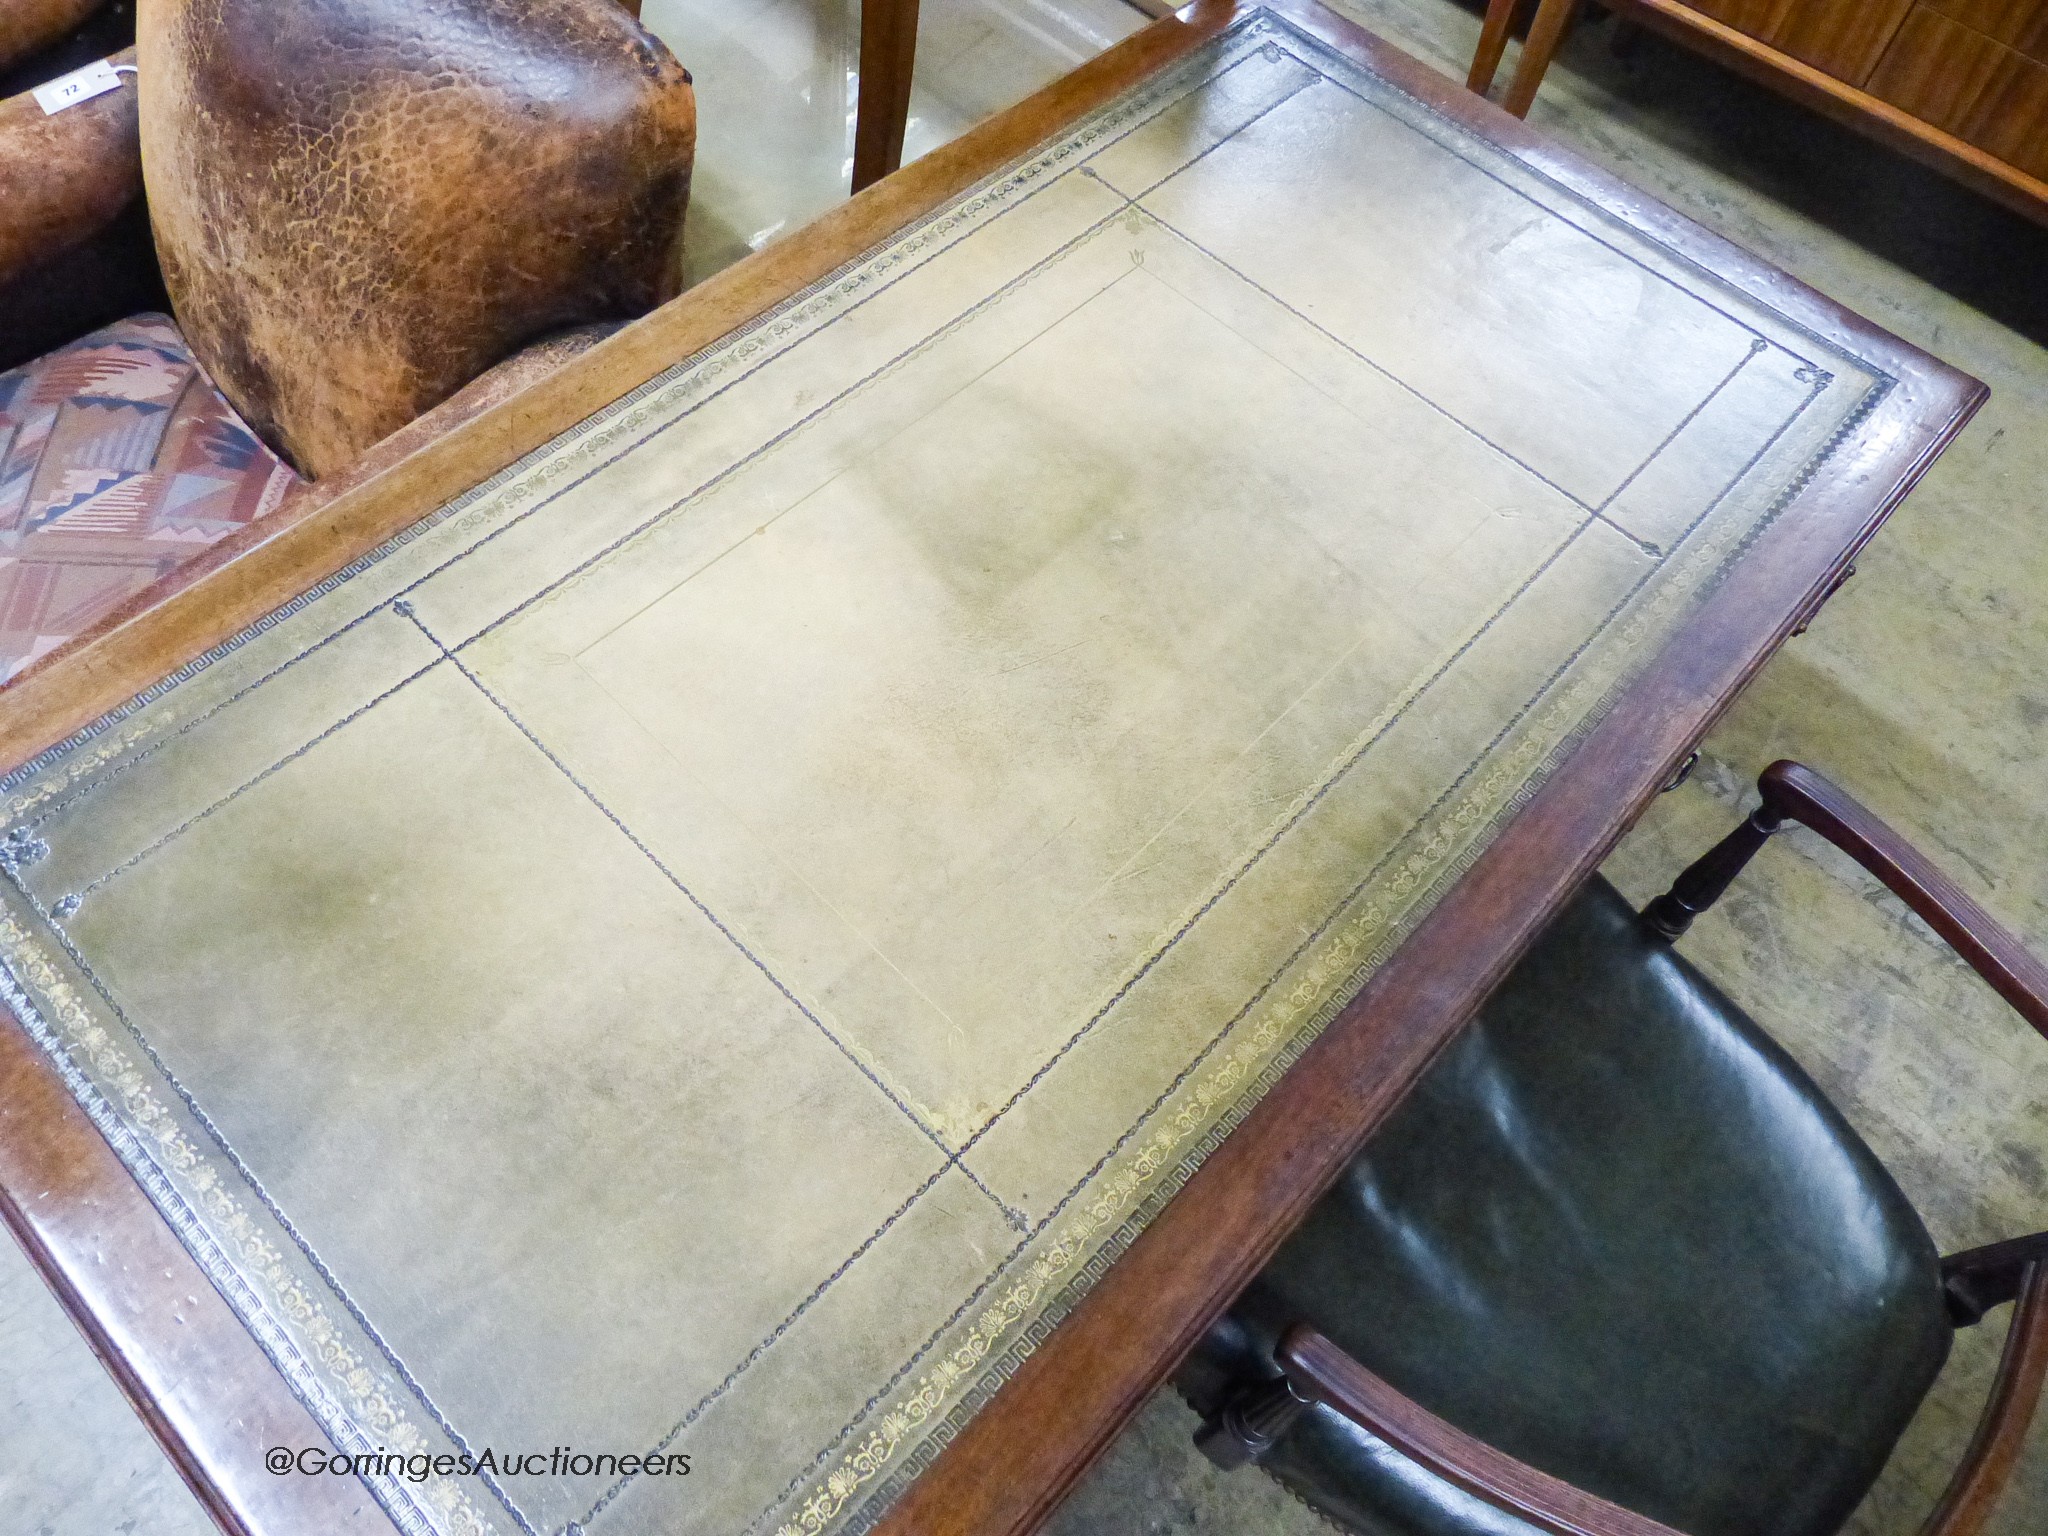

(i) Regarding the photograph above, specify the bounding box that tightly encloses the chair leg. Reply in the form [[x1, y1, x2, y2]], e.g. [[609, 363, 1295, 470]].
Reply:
[[852, 0, 921, 193], [1194, 1375, 1313, 1470], [1468, 0, 1523, 95], [1500, 0, 1582, 118], [1641, 800, 1786, 941]]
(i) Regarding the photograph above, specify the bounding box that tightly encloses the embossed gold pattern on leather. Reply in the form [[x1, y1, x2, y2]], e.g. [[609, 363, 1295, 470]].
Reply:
[[0, 12, 1886, 1536]]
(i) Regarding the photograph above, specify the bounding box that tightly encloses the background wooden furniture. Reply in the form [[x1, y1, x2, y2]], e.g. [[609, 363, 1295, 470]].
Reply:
[[849, 0, 1189, 190], [853, 0, 921, 190], [1472, 0, 2048, 223], [1187, 760, 2048, 1536]]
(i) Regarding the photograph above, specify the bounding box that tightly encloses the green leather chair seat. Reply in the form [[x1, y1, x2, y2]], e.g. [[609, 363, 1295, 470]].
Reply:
[[1178, 876, 1953, 1536]]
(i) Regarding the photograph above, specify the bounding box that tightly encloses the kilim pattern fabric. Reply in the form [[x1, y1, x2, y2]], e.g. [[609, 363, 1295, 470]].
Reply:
[[0, 313, 299, 682]]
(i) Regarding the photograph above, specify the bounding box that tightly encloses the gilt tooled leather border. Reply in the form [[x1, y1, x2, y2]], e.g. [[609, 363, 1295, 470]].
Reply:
[[0, 12, 1889, 1536]]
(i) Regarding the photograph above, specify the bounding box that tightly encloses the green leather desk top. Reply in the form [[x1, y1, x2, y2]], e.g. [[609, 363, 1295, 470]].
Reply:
[[0, 11, 1889, 1536]]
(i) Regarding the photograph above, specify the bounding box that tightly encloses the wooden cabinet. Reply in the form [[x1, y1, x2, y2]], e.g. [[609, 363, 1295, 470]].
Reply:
[[1920, 0, 2048, 62], [1685, 0, 1916, 83], [1868, 5, 2048, 181], [1589, 0, 2048, 222]]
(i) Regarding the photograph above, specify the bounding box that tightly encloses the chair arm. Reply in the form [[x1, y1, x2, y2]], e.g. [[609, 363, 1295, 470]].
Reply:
[[1756, 762, 2048, 1042], [1920, 1261, 2048, 1536], [1944, 1231, 2048, 1326], [0, 45, 140, 290], [1274, 1325, 1691, 1536], [1645, 761, 2048, 1045]]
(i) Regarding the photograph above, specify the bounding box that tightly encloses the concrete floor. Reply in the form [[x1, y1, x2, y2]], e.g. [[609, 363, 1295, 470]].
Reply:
[[6, 1, 2048, 1533]]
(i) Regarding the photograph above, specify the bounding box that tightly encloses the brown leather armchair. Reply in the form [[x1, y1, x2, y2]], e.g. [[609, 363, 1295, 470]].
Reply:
[[142, 0, 696, 478], [0, 41, 148, 366], [0, 0, 693, 682]]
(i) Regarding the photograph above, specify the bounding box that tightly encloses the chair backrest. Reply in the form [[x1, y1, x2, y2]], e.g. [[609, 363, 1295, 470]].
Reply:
[[138, 0, 696, 479]]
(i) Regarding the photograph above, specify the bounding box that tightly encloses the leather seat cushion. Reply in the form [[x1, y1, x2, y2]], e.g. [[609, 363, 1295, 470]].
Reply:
[[1182, 876, 1951, 1536], [0, 313, 298, 681]]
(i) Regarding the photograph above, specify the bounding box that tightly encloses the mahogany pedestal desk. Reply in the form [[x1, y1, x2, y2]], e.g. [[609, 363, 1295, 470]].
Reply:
[[0, 5, 1984, 1536]]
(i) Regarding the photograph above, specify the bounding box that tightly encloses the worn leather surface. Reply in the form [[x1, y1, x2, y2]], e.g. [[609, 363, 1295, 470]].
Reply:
[[0, 18, 1910, 1531], [0, 46, 139, 289], [1181, 876, 1952, 1536], [0, 0, 104, 70], [0, 0, 126, 93], [139, 0, 696, 478], [0, 43, 158, 372]]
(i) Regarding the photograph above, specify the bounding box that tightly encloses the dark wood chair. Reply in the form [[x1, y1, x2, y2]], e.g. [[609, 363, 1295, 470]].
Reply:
[[1183, 760, 2048, 1536], [848, 0, 1184, 191]]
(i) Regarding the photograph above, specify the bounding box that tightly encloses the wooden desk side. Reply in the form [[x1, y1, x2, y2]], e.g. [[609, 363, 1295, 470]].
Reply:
[[0, 1013, 392, 1536]]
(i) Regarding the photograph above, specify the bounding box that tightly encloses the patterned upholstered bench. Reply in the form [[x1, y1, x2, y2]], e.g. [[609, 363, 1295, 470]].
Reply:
[[0, 313, 299, 682]]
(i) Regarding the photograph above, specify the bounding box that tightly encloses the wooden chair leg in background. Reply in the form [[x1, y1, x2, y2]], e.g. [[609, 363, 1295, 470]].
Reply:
[[1468, 0, 1523, 95], [852, 0, 921, 192], [1500, 0, 1580, 117]]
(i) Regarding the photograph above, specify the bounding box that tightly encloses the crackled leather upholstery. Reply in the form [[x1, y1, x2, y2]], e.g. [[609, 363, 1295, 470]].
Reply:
[[0, 45, 139, 293], [139, 0, 696, 479], [1179, 877, 1952, 1536], [0, 313, 297, 680], [0, 39, 164, 391]]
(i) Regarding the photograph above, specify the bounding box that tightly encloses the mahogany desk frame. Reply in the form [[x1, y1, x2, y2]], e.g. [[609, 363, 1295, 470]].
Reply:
[[0, 5, 1985, 1534]]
